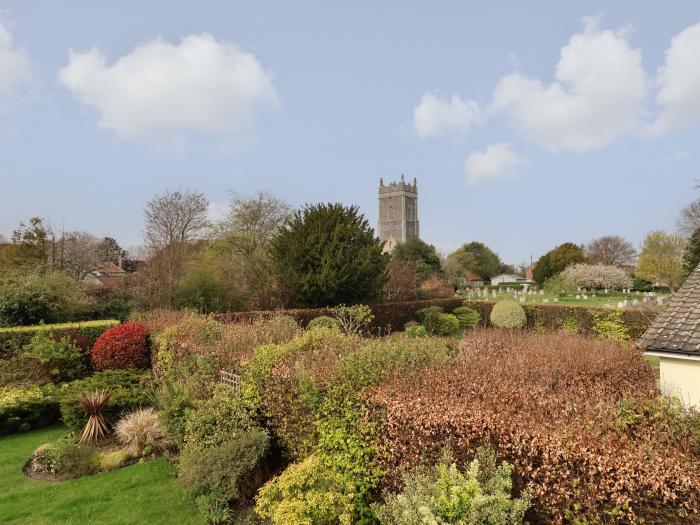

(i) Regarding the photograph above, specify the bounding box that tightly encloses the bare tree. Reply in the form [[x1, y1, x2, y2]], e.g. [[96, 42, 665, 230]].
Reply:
[[585, 235, 636, 266], [144, 189, 210, 249], [139, 189, 210, 308], [57, 231, 101, 279], [677, 199, 700, 237]]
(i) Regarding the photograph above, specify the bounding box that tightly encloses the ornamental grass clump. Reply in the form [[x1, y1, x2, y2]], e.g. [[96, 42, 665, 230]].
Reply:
[[78, 390, 112, 444], [115, 407, 169, 454]]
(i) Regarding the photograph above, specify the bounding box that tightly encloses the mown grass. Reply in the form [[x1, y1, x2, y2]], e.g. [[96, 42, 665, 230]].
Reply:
[[0, 426, 203, 525]]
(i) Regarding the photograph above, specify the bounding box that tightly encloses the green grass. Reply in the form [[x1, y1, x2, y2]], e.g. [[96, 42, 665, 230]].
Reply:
[[463, 290, 667, 309], [0, 426, 203, 525]]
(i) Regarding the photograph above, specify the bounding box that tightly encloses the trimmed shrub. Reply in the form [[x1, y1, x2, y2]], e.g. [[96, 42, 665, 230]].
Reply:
[[183, 384, 258, 451], [115, 408, 169, 453], [374, 447, 530, 524], [416, 306, 444, 323], [0, 319, 119, 356], [429, 313, 461, 336], [405, 325, 428, 338], [91, 322, 150, 371], [255, 454, 355, 525], [490, 301, 526, 328], [179, 430, 270, 504], [370, 330, 700, 523], [452, 306, 481, 330], [59, 370, 153, 433], [307, 315, 342, 332], [331, 304, 374, 335], [0, 386, 60, 435]]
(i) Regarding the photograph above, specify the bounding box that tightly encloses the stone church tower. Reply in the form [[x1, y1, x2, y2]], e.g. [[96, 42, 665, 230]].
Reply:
[[378, 175, 419, 253]]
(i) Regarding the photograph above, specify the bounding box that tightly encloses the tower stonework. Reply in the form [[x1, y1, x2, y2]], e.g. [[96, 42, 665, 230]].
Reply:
[[378, 175, 419, 253]]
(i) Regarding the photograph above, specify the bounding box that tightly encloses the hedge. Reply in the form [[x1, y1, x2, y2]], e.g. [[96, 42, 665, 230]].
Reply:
[[213, 298, 465, 334], [464, 302, 658, 339], [0, 320, 119, 356], [0, 386, 61, 435]]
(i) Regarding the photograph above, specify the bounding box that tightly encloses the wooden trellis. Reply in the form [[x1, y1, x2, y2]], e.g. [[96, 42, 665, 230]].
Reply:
[[219, 370, 241, 392]]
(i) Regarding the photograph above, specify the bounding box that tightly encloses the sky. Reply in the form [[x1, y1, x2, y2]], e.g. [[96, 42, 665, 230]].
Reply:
[[1, 1, 700, 266]]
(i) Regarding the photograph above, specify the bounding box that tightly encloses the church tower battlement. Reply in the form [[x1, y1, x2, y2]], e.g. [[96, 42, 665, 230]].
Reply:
[[378, 175, 419, 253]]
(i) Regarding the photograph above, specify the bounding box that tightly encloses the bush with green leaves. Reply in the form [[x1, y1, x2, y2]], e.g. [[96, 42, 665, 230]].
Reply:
[[22, 331, 87, 383], [0, 319, 118, 356], [183, 384, 258, 451], [331, 304, 374, 335], [0, 270, 89, 326], [307, 315, 342, 332], [179, 429, 270, 506], [269, 203, 389, 307], [416, 306, 444, 323], [430, 313, 461, 336], [58, 369, 153, 433], [490, 301, 526, 329], [452, 306, 481, 330], [150, 376, 197, 448], [374, 447, 530, 525], [40, 436, 100, 480], [592, 310, 631, 342], [255, 453, 355, 525], [405, 325, 428, 338], [0, 386, 60, 435]]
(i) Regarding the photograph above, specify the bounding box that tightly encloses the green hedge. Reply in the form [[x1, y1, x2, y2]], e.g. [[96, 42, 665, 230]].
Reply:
[[214, 298, 464, 334], [0, 386, 61, 435], [465, 302, 657, 339], [0, 320, 119, 356]]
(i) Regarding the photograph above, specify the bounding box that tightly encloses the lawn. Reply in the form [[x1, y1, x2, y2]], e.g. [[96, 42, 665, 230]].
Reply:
[[462, 290, 666, 308], [0, 426, 203, 525]]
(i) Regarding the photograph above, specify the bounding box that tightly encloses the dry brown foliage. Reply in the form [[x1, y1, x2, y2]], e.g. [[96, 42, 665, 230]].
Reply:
[[369, 330, 700, 523]]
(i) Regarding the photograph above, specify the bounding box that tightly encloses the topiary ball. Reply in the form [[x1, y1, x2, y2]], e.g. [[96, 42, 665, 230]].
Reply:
[[307, 315, 342, 332], [489, 301, 527, 329], [452, 306, 481, 329], [405, 325, 428, 338], [90, 322, 150, 371]]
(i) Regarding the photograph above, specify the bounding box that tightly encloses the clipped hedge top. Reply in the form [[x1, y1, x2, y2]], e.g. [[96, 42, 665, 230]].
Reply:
[[0, 320, 119, 334]]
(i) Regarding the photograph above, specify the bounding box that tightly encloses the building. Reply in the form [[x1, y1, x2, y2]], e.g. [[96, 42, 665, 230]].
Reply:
[[638, 265, 700, 407], [490, 273, 528, 286], [378, 175, 419, 253], [84, 262, 127, 290]]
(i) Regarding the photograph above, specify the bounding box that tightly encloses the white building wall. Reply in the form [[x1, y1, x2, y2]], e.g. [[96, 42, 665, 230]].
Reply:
[[659, 357, 700, 408]]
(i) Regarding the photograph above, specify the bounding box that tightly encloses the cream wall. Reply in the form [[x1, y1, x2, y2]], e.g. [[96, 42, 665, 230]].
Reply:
[[659, 357, 700, 408]]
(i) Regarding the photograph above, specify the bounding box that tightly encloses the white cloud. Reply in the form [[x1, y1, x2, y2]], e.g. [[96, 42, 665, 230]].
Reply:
[[464, 143, 523, 184], [649, 21, 700, 136], [58, 33, 279, 150], [413, 93, 481, 138], [0, 19, 34, 110], [491, 17, 648, 152]]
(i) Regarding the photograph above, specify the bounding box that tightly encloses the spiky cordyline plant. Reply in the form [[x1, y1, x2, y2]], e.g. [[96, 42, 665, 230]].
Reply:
[[78, 390, 112, 444]]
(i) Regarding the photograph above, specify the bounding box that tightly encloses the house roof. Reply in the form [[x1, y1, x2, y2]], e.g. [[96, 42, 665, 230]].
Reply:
[[492, 274, 523, 280], [638, 265, 700, 355], [466, 271, 483, 281], [92, 262, 125, 275]]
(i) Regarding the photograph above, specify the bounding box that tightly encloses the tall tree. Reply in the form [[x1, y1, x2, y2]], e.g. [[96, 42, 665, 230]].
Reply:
[[56, 231, 101, 279], [212, 191, 291, 308], [636, 230, 686, 290], [683, 227, 700, 276], [445, 242, 502, 282], [533, 242, 586, 284], [585, 235, 636, 266], [144, 189, 210, 249], [677, 199, 700, 237], [139, 189, 210, 308], [97, 237, 128, 266], [392, 237, 442, 280], [3, 217, 53, 270], [270, 203, 389, 307]]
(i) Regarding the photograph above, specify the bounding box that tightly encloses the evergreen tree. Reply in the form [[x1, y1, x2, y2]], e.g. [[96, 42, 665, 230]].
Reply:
[[270, 203, 389, 307], [683, 227, 700, 276], [392, 237, 442, 279], [533, 242, 586, 284], [445, 241, 502, 281]]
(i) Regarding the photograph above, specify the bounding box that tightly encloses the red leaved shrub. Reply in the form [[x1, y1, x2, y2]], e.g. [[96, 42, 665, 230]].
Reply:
[[368, 330, 700, 523], [91, 322, 150, 371]]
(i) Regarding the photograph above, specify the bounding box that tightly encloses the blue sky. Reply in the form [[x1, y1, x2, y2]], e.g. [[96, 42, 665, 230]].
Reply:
[[1, 1, 699, 265]]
